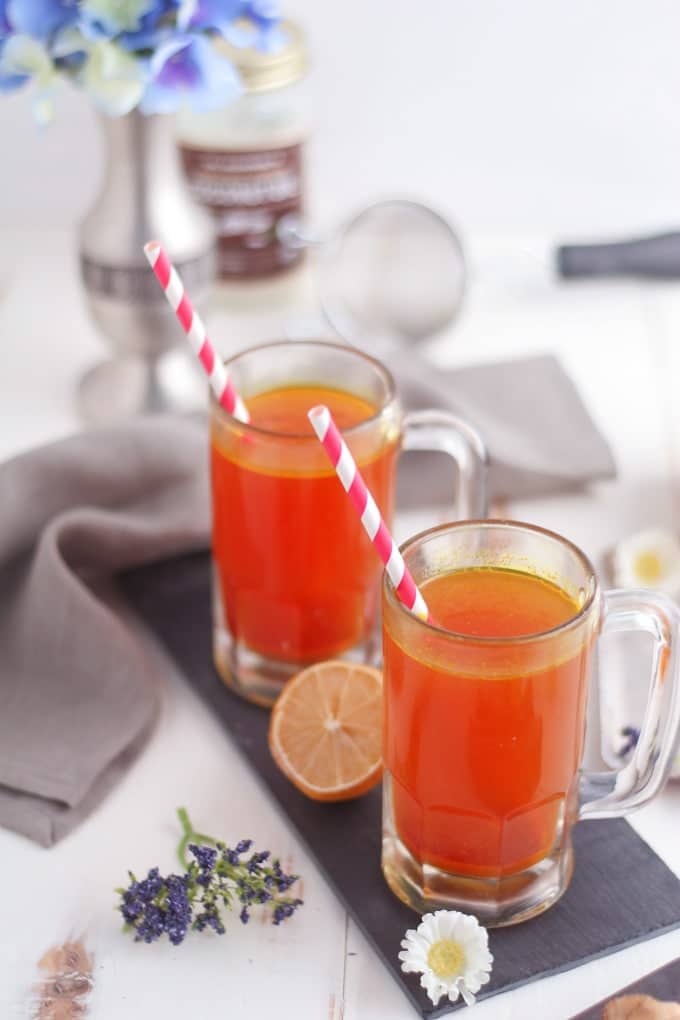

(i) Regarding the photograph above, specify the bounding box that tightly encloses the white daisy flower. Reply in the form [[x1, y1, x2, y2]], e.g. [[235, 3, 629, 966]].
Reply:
[[612, 529, 680, 596], [399, 909, 493, 1007]]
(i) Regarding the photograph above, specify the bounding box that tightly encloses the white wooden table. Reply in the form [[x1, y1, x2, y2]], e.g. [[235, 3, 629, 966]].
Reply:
[[1, 227, 679, 1019]]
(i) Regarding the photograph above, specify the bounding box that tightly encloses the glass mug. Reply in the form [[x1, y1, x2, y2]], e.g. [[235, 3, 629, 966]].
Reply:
[[210, 340, 487, 706], [381, 520, 680, 926]]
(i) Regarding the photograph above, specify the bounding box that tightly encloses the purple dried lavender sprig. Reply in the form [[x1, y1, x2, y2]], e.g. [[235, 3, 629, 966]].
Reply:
[[164, 874, 193, 945], [194, 902, 226, 935], [188, 842, 218, 887], [116, 808, 304, 945], [118, 868, 192, 945], [189, 843, 218, 871], [211, 840, 303, 924]]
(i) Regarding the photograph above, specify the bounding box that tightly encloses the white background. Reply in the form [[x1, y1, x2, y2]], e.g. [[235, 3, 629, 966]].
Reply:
[[2, 0, 680, 237], [2, 4, 680, 1019]]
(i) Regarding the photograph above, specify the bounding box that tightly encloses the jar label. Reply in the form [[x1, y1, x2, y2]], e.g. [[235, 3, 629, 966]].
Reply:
[[179, 143, 305, 280]]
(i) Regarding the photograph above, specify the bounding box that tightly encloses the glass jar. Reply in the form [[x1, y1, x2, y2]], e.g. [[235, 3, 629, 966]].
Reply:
[[176, 21, 311, 287]]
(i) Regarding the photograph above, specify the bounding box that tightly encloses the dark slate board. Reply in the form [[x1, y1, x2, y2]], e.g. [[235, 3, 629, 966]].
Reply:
[[571, 956, 680, 1018], [119, 551, 680, 1018]]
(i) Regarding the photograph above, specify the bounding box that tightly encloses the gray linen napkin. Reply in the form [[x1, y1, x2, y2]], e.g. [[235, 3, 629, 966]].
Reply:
[[396, 353, 616, 504], [0, 355, 613, 847], [0, 416, 209, 847]]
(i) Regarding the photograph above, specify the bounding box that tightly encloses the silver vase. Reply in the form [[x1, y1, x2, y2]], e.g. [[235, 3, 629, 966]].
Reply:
[[78, 110, 216, 423]]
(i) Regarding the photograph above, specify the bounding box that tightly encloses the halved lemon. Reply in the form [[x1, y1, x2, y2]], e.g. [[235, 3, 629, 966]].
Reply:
[[268, 661, 383, 802]]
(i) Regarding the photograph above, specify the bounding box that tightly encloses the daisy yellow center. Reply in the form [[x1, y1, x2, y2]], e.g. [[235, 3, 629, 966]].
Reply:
[[426, 938, 466, 980], [633, 551, 664, 583]]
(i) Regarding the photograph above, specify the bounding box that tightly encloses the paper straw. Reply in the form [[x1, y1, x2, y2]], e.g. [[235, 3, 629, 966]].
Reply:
[[308, 405, 431, 622], [144, 241, 250, 422]]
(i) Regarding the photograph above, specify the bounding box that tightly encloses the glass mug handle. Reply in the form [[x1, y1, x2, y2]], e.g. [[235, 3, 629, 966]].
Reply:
[[580, 589, 680, 818], [401, 410, 489, 520]]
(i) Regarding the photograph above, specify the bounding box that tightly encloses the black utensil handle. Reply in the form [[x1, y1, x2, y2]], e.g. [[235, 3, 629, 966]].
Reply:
[[557, 231, 680, 279]]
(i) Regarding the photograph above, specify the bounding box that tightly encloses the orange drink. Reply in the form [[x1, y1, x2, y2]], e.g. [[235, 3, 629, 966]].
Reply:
[[212, 383, 398, 663], [381, 520, 601, 926], [209, 341, 487, 707], [381, 520, 680, 926], [384, 567, 589, 879]]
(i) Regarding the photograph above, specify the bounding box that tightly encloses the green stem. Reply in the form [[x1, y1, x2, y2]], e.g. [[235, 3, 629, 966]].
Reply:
[[177, 807, 193, 837], [176, 807, 219, 871]]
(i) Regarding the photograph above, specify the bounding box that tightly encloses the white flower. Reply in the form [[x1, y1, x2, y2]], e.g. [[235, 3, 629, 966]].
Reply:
[[0, 34, 58, 124], [399, 910, 493, 1007], [612, 528, 680, 596], [51, 26, 89, 61], [81, 0, 158, 34], [80, 39, 147, 116]]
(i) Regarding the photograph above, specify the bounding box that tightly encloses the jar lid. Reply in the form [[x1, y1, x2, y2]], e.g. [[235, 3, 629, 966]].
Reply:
[[216, 20, 308, 93]]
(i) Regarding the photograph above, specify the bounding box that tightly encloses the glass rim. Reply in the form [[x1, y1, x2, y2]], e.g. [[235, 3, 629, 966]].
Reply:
[[210, 339, 398, 440], [383, 518, 600, 645]]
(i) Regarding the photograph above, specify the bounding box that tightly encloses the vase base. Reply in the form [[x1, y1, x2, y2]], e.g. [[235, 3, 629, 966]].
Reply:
[[77, 351, 208, 424]]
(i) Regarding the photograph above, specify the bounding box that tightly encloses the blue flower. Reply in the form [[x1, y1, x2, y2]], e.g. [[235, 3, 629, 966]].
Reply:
[[79, 0, 165, 38], [177, 0, 241, 33], [5, 0, 78, 40], [179, 0, 281, 51], [232, 0, 283, 52], [242, 0, 280, 33], [82, 0, 180, 51], [0, 0, 10, 35], [139, 31, 241, 114], [0, 0, 277, 119]]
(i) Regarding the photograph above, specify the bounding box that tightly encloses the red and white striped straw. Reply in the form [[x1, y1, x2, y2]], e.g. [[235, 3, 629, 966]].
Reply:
[[308, 405, 431, 622], [144, 241, 249, 422]]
